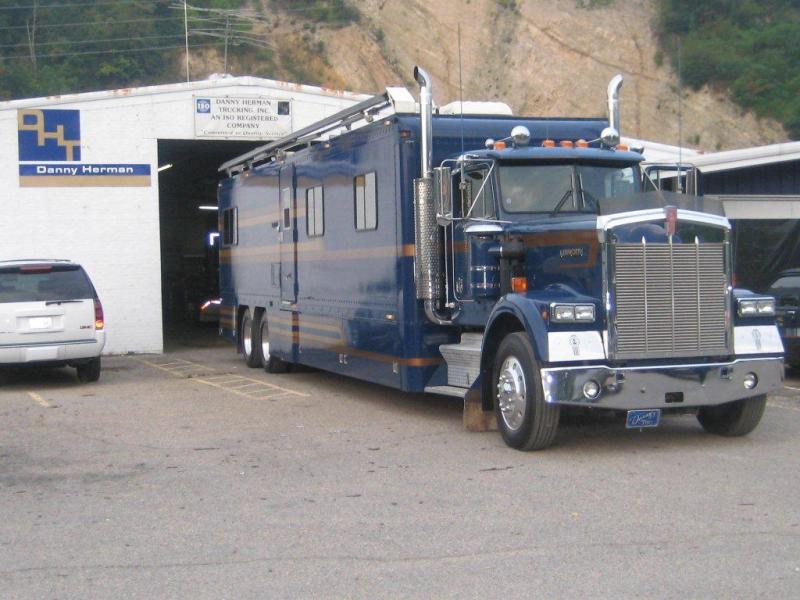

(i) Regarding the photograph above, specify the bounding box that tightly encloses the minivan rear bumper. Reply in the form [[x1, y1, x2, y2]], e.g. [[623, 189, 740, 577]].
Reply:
[[0, 332, 105, 365]]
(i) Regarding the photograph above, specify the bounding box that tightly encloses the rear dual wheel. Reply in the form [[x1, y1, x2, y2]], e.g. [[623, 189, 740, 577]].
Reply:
[[259, 317, 289, 373], [240, 308, 289, 372], [240, 308, 261, 368], [493, 333, 560, 451]]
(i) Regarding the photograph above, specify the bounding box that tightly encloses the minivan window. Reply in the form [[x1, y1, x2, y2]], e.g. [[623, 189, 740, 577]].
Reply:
[[0, 265, 94, 303]]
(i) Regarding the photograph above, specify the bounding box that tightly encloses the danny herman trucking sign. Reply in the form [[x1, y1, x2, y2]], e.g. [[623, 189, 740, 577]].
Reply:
[[194, 96, 291, 139]]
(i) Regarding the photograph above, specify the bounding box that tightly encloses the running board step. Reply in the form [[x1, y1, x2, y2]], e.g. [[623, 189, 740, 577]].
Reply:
[[424, 385, 468, 399], [439, 333, 483, 388]]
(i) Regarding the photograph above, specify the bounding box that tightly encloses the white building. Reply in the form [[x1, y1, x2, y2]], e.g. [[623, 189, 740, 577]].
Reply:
[[0, 77, 368, 354]]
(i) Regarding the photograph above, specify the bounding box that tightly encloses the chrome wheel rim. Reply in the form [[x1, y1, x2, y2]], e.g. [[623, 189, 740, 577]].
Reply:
[[242, 315, 252, 356], [497, 355, 527, 431], [261, 321, 270, 360]]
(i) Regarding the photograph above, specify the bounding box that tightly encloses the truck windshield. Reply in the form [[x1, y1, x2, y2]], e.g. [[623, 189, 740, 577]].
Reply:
[[498, 163, 639, 213]]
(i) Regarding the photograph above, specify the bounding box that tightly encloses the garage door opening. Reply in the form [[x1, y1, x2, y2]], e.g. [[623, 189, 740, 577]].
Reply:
[[157, 139, 260, 348]]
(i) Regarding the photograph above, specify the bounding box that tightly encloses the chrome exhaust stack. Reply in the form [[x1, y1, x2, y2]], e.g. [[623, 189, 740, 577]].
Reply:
[[601, 74, 623, 148], [414, 66, 433, 178], [412, 66, 458, 325]]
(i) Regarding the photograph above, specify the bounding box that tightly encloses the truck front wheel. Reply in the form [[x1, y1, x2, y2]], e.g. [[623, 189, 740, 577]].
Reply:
[[697, 395, 767, 437], [493, 332, 560, 451]]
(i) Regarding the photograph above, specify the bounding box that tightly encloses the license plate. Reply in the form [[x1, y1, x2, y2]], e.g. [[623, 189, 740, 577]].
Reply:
[[626, 409, 661, 429], [28, 317, 53, 330]]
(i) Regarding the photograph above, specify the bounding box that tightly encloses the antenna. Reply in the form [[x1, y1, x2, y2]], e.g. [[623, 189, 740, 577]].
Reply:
[[458, 23, 466, 205], [183, 0, 190, 82], [458, 23, 464, 158], [677, 34, 683, 192]]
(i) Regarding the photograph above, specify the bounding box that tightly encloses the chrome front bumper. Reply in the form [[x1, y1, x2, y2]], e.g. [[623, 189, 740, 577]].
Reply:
[[541, 357, 784, 410]]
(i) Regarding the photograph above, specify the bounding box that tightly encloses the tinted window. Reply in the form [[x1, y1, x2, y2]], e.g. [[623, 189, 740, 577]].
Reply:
[[354, 172, 377, 230], [771, 276, 800, 289], [221, 207, 237, 246], [306, 186, 324, 237], [0, 265, 94, 303], [463, 168, 496, 219]]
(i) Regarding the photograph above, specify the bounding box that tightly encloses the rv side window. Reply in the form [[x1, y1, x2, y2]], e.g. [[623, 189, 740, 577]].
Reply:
[[306, 186, 324, 237], [221, 207, 237, 246], [354, 172, 377, 231], [281, 187, 292, 229]]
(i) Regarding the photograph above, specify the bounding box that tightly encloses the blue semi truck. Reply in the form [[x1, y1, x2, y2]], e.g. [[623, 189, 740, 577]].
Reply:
[[216, 67, 784, 450]]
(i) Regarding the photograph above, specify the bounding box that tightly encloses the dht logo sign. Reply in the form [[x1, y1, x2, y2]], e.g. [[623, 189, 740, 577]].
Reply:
[[196, 99, 212, 114], [17, 109, 81, 162]]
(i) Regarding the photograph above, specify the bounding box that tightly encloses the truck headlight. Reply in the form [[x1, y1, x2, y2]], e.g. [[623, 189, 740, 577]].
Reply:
[[738, 300, 758, 316], [551, 303, 595, 323], [756, 299, 775, 316], [738, 298, 775, 317]]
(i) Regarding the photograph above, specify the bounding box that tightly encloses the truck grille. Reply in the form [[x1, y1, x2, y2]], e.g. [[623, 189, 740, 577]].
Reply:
[[612, 242, 729, 359]]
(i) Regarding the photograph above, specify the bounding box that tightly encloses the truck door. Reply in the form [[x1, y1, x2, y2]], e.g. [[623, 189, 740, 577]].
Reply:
[[279, 166, 297, 306]]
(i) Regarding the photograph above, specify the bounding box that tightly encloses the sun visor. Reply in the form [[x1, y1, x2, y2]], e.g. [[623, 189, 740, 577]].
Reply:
[[596, 192, 725, 216]]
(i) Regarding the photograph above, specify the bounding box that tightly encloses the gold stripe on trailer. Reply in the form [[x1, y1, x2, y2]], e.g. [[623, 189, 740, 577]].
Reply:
[[19, 175, 152, 187]]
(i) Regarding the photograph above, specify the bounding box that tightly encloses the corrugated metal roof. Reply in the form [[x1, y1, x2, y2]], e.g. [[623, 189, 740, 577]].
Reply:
[[683, 141, 800, 173]]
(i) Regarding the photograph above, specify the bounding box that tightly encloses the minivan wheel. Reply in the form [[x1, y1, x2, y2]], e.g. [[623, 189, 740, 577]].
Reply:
[[240, 308, 262, 368], [76, 357, 101, 383]]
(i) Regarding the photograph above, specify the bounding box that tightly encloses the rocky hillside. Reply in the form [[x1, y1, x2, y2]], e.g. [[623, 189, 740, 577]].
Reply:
[[230, 0, 786, 151]]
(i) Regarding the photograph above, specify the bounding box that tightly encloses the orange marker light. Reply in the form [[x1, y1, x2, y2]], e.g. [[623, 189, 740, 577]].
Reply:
[[617, 143, 629, 151], [559, 140, 574, 148], [511, 277, 528, 293], [494, 140, 507, 150], [576, 139, 590, 148], [542, 139, 556, 148]]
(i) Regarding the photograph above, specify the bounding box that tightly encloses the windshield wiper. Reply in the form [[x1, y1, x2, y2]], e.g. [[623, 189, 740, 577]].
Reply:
[[550, 188, 575, 217], [45, 299, 83, 305]]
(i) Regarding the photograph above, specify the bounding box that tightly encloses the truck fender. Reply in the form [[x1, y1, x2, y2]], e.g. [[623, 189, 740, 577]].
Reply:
[[478, 294, 549, 411]]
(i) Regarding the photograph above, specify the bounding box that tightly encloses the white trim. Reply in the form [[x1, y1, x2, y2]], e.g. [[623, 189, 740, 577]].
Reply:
[[685, 142, 800, 174], [0, 76, 370, 110], [733, 325, 784, 354], [548, 331, 605, 362]]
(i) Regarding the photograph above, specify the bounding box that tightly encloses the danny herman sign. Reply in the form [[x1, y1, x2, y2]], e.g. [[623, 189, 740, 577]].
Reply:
[[17, 109, 150, 187], [194, 95, 291, 139]]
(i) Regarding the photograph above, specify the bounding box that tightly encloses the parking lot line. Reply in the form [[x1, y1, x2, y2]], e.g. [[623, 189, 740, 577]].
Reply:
[[136, 356, 309, 400], [194, 375, 309, 399], [27, 391, 52, 408], [768, 400, 800, 412]]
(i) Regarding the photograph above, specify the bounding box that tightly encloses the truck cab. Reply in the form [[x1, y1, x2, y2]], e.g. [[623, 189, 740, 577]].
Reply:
[[410, 68, 784, 450]]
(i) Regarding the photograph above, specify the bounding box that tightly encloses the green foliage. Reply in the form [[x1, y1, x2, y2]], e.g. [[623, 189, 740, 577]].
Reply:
[[575, 0, 614, 8], [656, 0, 800, 139], [0, 0, 184, 99], [270, 0, 358, 27]]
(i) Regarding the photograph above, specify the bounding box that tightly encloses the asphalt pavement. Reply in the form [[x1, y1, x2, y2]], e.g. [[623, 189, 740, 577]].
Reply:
[[1, 342, 799, 599]]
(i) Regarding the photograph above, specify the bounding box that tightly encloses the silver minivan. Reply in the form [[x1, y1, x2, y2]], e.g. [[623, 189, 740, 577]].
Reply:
[[0, 260, 105, 382]]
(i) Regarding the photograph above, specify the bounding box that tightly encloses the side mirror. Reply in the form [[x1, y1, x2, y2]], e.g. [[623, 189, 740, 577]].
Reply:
[[433, 166, 453, 225]]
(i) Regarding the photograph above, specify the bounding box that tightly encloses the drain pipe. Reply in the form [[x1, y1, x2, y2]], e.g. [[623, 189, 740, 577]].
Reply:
[[412, 66, 459, 326], [601, 74, 623, 147]]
